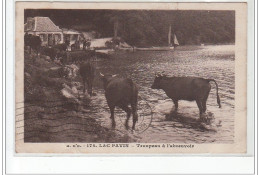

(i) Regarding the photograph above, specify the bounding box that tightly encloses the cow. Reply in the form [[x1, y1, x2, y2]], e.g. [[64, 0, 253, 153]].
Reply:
[[40, 47, 59, 61], [79, 62, 96, 96], [24, 33, 41, 55], [52, 43, 68, 52], [56, 50, 67, 64], [151, 73, 221, 117], [100, 73, 139, 130]]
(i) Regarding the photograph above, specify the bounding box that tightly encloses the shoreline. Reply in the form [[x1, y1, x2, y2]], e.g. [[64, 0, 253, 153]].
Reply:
[[22, 51, 135, 143]]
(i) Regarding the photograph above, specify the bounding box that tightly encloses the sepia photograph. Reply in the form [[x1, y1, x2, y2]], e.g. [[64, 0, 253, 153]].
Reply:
[[15, 2, 247, 153]]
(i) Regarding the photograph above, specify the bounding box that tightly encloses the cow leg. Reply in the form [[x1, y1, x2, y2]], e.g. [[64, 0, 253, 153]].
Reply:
[[131, 103, 138, 130], [202, 100, 207, 113], [202, 92, 210, 113], [88, 83, 93, 96], [196, 99, 203, 115], [202, 97, 208, 113], [37, 48, 40, 60], [86, 80, 90, 95], [109, 105, 116, 128], [119, 104, 132, 130], [36, 48, 38, 58], [173, 99, 178, 111], [87, 79, 93, 96], [82, 79, 86, 94]]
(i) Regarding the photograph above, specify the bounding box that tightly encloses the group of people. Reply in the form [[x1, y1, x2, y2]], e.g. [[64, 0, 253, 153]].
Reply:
[[68, 38, 91, 51]]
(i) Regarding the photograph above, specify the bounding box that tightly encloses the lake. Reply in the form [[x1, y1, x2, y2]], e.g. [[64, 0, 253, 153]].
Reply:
[[86, 45, 235, 143]]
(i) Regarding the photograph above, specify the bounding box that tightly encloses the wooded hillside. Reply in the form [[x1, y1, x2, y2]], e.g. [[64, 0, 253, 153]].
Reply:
[[25, 10, 235, 47]]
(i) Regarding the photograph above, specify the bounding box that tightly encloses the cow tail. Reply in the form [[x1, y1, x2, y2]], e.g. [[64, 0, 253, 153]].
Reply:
[[207, 79, 221, 108]]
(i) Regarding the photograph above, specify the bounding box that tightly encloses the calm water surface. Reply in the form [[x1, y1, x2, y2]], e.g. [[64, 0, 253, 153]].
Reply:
[[85, 45, 235, 143]]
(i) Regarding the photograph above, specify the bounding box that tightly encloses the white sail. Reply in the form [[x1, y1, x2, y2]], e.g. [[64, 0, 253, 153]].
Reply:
[[173, 34, 179, 46]]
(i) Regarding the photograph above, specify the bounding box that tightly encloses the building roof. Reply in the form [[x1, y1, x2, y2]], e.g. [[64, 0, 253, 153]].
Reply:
[[25, 17, 62, 32]]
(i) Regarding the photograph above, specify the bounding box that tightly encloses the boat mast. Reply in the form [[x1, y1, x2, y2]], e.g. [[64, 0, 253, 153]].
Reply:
[[168, 24, 172, 46], [114, 19, 119, 38]]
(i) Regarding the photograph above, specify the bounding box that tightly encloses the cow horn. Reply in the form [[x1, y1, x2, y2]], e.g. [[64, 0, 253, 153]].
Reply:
[[112, 74, 117, 77], [100, 72, 104, 77]]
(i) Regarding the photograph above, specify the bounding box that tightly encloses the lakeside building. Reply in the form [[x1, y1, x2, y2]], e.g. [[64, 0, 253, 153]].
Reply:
[[24, 17, 63, 46]]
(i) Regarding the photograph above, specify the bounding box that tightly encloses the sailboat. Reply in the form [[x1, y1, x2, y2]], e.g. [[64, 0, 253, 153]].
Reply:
[[136, 24, 179, 51]]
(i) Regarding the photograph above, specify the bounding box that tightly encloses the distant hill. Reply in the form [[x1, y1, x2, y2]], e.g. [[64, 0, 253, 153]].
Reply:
[[25, 10, 235, 47]]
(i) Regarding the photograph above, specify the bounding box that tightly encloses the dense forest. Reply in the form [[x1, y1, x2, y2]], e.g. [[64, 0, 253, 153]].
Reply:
[[25, 10, 235, 47]]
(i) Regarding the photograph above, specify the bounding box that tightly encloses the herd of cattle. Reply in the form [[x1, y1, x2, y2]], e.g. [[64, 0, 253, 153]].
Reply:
[[24, 34, 97, 64], [80, 62, 221, 130], [25, 34, 68, 60], [25, 34, 221, 130]]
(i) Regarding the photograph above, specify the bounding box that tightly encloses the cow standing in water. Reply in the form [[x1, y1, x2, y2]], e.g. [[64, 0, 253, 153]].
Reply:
[[79, 62, 96, 96], [100, 74, 139, 130], [151, 73, 221, 117]]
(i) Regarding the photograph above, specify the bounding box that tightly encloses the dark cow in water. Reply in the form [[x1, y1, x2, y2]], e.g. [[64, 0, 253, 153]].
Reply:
[[100, 74, 139, 130], [79, 62, 96, 96], [151, 73, 221, 116]]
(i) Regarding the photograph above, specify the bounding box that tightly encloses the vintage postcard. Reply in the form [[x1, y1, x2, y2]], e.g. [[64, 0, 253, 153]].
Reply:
[[15, 2, 247, 154]]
